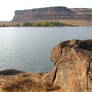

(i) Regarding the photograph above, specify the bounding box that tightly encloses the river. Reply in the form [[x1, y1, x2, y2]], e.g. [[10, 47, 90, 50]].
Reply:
[[0, 27, 91, 72]]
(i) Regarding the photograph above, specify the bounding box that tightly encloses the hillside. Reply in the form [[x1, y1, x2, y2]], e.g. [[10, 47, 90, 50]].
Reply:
[[12, 7, 92, 25]]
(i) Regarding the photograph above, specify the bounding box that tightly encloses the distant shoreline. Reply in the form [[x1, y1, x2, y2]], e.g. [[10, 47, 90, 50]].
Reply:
[[0, 21, 77, 27], [0, 20, 92, 27]]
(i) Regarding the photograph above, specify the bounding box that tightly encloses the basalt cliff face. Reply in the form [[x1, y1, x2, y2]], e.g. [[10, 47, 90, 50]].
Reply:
[[12, 7, 92, 25], [0, 39, 92, 92], [12, 7, 75, 22]]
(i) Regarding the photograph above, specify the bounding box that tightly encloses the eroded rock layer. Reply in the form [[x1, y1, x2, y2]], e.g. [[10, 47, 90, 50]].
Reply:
[[12, 7, 92, 23]]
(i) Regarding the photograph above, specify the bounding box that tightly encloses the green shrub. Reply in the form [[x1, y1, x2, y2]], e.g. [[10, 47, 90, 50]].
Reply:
[[22, 21, 73, 27], [33, 22, 41, 27], [16, 24, 19, 27], [23, 22, 33, 26], [41, 22, 49, 27], [2, 24, 6, 27]]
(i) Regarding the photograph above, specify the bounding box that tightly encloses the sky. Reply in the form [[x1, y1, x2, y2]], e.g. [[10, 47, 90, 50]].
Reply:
[[0, 0, 92, 21]]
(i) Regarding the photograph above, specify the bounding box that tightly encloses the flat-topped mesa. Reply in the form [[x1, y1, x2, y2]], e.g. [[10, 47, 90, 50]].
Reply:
[[12, 6, 92, 25], [50, 39, 92, 92], [12, 6, 75, 22]]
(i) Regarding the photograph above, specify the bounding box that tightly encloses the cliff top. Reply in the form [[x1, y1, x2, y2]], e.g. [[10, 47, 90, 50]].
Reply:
[[15, 6, 68, 11]]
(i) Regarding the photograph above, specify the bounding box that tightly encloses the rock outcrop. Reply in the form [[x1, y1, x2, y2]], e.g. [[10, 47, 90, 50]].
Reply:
[[0, 69, 24, 75], [0, 39, 92, 92], [50, 39, 92, 92], [12, 7, 92, 25]]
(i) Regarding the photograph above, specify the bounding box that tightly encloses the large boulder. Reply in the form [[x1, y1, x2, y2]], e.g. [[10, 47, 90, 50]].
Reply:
[[50, 39, 92, 92]]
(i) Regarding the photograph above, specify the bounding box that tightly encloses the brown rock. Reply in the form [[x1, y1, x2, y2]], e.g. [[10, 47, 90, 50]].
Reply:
[[50, 39, 92, 92]]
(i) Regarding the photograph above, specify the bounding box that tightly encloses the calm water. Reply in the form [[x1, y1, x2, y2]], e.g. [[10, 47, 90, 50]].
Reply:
[[0, 27, 92, 72]]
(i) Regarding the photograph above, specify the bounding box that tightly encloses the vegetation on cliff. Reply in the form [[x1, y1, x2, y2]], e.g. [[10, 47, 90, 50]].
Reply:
[[0, 21, 74, 27], [23, 21, 73, 27]]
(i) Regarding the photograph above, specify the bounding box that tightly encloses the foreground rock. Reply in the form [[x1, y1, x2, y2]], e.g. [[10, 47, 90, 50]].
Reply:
[[0, 39, 92, 92], [50, 39, 92, 92]]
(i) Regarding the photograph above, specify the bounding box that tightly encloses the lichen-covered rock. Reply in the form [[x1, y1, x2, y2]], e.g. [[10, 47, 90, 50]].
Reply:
[[50, 39, 92, 92]]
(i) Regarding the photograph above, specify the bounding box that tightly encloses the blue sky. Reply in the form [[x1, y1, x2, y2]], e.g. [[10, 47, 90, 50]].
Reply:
[[0, 0, 92, 21]]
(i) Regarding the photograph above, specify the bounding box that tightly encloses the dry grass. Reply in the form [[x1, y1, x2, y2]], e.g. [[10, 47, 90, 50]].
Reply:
[[0, 73, 60, 92]]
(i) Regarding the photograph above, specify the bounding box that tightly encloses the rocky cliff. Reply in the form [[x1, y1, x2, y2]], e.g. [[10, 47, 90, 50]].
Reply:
[[12, 7, 92, 25], [12, 7, 75, 22], [0, 39, 92, 92], [50, 39, 92, 92]]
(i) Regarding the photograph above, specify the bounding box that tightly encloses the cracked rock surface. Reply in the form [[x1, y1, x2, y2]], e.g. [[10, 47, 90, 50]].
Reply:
[[50, 39, 92, 92]]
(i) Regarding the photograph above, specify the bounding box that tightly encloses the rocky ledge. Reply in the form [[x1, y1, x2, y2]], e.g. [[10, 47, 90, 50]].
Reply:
[[0, 39, 92, 92]]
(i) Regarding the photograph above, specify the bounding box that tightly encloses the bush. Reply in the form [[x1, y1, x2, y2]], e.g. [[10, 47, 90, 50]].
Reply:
[[16, 24, 19, 27], [2, 24, 6, 27], [22, 21, 73, 27], [49, 23, 55, 27], [41, 22, 49, 27], [23, 22, 33, 26], [33, 22, 41, 27]]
